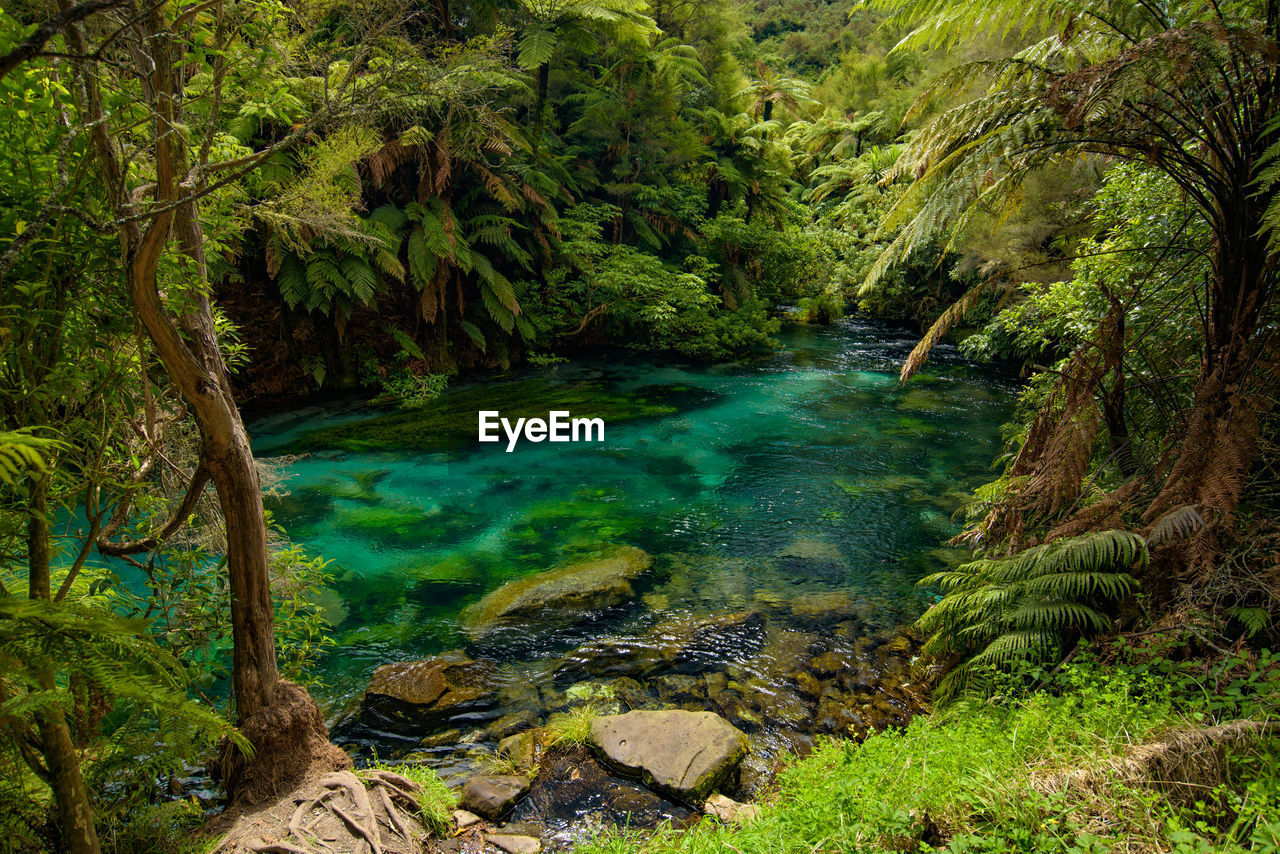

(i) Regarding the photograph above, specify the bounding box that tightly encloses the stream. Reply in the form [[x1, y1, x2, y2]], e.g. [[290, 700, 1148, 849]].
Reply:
[[248, 318, 1016, 831]]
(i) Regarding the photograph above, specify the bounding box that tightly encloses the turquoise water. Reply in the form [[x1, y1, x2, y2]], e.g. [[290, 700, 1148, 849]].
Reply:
[[249, 319, 1014, 775]]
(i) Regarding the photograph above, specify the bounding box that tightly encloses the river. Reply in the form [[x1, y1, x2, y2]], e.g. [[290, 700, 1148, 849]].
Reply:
[[247, 317, 1015, 821]]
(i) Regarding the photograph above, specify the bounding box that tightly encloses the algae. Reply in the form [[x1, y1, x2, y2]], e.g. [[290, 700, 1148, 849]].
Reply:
[[278, 378, 681, 453]]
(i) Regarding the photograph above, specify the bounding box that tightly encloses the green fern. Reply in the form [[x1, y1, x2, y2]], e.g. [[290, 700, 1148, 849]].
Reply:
[[0, 595, 246, 813], [917, 530, 1145, 700], [0, 429, 62, 486]]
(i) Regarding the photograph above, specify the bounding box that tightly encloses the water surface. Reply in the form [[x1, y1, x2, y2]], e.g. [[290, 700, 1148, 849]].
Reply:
[[249, 318, 1015, 793]]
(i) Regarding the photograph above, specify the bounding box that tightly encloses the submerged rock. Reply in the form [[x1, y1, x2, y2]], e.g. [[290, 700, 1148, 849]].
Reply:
[[589, 710, 748, 803], [507, 746, 695, 833], [360, 653, 498, 733], [462, 546, 653, 640], [555, 610, 766, 682], [459, 775, 531, 819]]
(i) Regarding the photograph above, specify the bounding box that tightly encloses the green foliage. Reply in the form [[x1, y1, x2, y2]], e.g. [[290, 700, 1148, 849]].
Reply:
[[918, 531, 1146, 699], [0, 430, 60, 487], [0, 597, 245, 841], [269, 542, 338, 685], [580, 652, 1280, 854]]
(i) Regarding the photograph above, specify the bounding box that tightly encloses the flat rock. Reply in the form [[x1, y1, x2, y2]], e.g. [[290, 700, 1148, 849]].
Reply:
[[459, 775, 531, 820], [704, 793, 761, 824], [462, 546, 652, 639], [453, 809, 482, 828], [589, 710, 748, 803], [360, 653, 497, 732], [486, 834, 541, 854]]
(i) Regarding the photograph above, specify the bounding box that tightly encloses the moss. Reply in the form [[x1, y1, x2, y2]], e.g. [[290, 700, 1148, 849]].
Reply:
[[278, 378, 680, 453], [333, 502, 487, 547], [894, 388, 947, 411], [403, 554, 487, 607]]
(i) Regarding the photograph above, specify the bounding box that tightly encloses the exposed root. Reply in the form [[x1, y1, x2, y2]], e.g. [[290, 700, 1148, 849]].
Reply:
[[217, 680, 352, 807], [213, 768, 432, 854]]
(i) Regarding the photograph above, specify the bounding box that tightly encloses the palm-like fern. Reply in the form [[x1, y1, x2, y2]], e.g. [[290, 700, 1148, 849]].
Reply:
[[0, 429, 60, 486], [918, 530, 1146, 699], [734, 61, 819, 124], [865, 0, 1280, 564], [0, 596, 244, 791]]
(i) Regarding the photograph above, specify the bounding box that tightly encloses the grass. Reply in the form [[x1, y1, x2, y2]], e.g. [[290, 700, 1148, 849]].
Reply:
[[579, 649, 1280, 854], [546, 703, 601, 747], [362, 761, 456, 837]]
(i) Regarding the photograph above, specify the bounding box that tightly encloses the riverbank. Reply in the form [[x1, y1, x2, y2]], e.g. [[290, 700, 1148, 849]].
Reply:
[[570, 640, 1280, 854], [198, 634, 1280, 854]]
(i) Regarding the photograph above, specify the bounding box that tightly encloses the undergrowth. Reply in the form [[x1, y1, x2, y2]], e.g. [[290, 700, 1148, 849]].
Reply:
[[580, 644, 1280, 854]]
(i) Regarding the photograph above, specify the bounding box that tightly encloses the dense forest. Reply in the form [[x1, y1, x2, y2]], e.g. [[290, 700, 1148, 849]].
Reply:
[[1, 0, 1278, 850]]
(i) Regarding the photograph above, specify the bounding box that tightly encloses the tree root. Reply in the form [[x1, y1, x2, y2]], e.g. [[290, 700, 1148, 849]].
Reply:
[[229, 769, 426, 854]]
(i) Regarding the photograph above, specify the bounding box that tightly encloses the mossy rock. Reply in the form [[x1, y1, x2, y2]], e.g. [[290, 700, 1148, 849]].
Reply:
[[461, 545, 653, 640], [404, 554, 486, 607], [359, 653, 499, 734]]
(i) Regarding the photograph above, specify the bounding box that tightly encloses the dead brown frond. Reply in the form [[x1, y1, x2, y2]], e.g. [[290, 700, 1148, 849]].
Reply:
[[366, 138, 416, 188], [1032, 720, 1276, 814], [977, 307, 1124, 547]]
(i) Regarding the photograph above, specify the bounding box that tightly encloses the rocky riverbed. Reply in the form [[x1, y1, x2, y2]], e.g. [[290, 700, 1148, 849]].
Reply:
[[329, 544, 927, 843]]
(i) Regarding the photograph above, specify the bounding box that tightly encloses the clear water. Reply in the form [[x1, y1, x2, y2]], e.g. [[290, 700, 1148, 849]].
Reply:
[[249, 318, 1015, 777]]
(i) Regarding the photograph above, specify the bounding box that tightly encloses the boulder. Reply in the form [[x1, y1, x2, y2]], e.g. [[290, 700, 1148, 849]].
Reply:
[[589, 710, 748, 803], [462, 546, 652, 639], [360, 653, 498, 733], [458, 775, 531, 820]]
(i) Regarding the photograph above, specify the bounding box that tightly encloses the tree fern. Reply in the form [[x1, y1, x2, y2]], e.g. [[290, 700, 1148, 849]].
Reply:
[[0, 596, 246, 798], [917, 530, 1146, 700]]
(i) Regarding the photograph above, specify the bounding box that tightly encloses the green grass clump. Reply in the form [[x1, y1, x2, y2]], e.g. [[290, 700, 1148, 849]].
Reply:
[[578, 653, 1280, 854], [546, 704, 600, 747], [362, 763, 456, 837]]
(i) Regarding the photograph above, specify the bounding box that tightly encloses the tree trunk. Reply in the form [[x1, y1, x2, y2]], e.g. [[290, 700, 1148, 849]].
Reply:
[[61, 0, 345, 805], [27, 475, 103, 854], [1143, 195, 1275, 538], [531, 62, 550, 151], [172, 204, 281, 722]]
